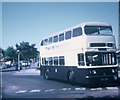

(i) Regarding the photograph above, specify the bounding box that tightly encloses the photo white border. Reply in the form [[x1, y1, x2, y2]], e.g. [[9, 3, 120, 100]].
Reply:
[[1, 0, 119, 2]]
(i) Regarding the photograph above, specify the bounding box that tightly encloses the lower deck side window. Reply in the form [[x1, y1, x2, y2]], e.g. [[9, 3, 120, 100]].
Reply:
[[45, 58, 49, 65], [41, 56, 65, 66], [49, 57, 53, 66], [59, 56, 65, 65], [54, 57, 58, 65], [42, 58, 45, 65]]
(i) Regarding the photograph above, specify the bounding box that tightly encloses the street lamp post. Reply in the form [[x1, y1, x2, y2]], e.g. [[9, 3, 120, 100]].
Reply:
[[17, 50, 20, 71]]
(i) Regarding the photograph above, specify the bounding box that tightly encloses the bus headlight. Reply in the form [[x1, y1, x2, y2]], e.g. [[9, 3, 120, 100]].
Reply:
[[112, 69, 118, 73], [85, 76, 89, 78], [90, 70, 97, 74], [113, 75, 117, 80], [93, 70, 97, 74], [112, 69, 115, 73]]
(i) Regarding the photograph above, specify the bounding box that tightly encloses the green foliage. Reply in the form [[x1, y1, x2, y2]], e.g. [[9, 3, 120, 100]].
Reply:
[[0, 47, 4, 59], [2, 42, 39, 62], [4, 46, 17, 61], [16, 42, 39, 62]]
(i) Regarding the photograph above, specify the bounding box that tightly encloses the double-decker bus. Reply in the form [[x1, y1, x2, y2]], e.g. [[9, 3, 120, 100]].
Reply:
[[40, 22, 118, 86]]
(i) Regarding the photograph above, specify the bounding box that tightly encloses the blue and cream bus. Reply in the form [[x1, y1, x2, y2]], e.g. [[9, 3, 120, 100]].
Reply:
[[40, 22, 118, 86]]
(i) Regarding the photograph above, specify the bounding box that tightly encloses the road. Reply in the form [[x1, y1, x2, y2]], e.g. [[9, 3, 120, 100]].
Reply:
[[1, 67, 120, 99]]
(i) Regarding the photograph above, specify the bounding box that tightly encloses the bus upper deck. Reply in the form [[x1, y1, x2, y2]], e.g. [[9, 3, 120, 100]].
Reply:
[[40, 22, 114, 46]]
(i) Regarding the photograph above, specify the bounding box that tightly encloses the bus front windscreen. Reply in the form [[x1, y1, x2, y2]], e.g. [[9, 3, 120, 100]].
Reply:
[[84, 26, 112, 35], [85, 52, 116, 66]]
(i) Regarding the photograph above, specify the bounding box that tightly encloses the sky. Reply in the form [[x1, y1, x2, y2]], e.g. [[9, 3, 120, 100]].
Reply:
[[1, 1, 119, 50], [2, 0, 119, 2]]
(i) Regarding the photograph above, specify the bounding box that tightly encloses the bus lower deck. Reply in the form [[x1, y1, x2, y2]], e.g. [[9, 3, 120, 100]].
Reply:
[[40, 51, 118, 87]]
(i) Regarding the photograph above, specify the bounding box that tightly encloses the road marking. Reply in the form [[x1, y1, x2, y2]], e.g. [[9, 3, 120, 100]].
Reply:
[[49, 89, 55, 92], [90, 88, 102, 91], [75, 88, 86, 91], [15, 90, 27, 94], [44, 89, 56, 92], [44, 89, 51, 92], [106, 87, 119, 90], [95, 88, 102, 90], [14, 86, 119, 94], [29, 89, 41, 93], [60, 88, 71, 91]]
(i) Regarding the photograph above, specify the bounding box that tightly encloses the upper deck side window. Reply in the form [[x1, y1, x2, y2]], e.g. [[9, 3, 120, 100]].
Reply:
[[84, 26, 112, 35], [59, 33, 64, 42], [41, 40, 43, 46], [54, 35, 58, 43], [65, 31, 71, 40], [41, 37, 52, 46], [44, 39, 48, 45], [40, 27, 83, 46], [73, 27, 82, 37], [49, 37, 52, 44], [41, 39, 48, 46]]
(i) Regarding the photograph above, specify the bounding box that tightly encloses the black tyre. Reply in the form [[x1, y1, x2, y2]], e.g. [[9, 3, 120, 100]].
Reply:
[[68, 71, 74, 83], [44, 69, 49, 80]]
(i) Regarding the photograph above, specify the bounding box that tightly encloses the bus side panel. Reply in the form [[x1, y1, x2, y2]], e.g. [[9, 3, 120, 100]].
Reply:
[[40, 66, 118, 87], [40, 66, 89, 84], [48, 66, 69, 81], [41, 66, 73, 81], [73, 68, 89, 84]]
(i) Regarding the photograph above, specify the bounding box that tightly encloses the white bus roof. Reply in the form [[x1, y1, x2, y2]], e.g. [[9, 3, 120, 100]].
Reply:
[[80, 22, 111, 27], [41, 22, 111, 41]]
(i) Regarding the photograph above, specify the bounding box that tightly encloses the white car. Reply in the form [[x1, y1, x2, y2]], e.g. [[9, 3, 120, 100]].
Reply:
[[21, 61, 30, 66], [5, 61, 11, 66]]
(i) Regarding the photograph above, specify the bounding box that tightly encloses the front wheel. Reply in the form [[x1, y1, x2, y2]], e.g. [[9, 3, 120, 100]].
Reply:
[[68, 71, 74, 83]]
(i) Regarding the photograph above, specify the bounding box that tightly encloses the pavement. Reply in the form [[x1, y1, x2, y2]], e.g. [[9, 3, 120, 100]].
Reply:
[[1, 62, 41, 75], [14, 62, 40, 75], [14, 68, 40, 75]]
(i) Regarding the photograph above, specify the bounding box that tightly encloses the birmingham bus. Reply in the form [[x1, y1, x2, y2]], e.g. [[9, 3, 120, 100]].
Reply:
[[40, 22, 118, 86]]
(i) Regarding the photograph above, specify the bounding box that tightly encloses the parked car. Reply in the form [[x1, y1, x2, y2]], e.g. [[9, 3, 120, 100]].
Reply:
[[4, 61, 12, 68], [21, 61, 30, 67], [1, 64, 7, 69]]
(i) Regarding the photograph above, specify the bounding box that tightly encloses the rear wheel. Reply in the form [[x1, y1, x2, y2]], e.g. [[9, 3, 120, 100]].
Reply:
[[44, 69, 50, 80]]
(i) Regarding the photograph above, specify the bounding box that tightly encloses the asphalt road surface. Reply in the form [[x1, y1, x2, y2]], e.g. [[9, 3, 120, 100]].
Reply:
[[1, 68, 120, 99]]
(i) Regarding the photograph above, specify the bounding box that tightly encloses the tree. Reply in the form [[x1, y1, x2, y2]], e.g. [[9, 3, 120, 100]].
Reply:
[[16, 42, 39, 63], [0, 47, 4, 59], [4, 46, 17, 62]]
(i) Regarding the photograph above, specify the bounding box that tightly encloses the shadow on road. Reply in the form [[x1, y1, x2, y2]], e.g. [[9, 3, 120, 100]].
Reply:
[[2, 69, 16, 72]]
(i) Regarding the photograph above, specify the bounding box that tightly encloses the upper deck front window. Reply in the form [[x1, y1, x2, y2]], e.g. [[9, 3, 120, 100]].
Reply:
[[84, 26, 112, 35]]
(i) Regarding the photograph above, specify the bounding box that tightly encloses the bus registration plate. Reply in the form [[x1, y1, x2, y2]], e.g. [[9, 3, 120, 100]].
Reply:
[[100, 78, 108, 81]]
